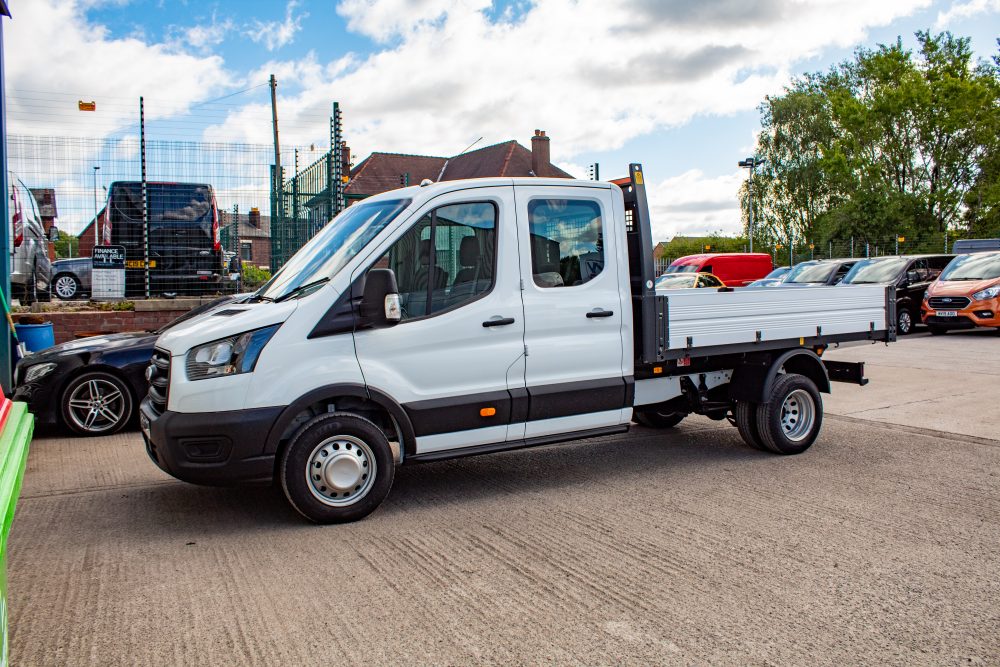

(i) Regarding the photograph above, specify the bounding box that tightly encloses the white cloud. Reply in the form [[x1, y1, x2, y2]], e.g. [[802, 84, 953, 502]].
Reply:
[[935, 0, 1000, 26], [647, 169, 746, 240], [4, 0, 236, 138], [170, 12, 236, 53], [245, 0, 307, 51]]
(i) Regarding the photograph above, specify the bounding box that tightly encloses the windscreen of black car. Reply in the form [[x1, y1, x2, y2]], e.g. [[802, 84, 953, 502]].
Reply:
[[256, 198, 412, 301], [109, 183, 214, 247], [939, 253, 1000, 281], [841, 257, 908, 284], [786, 262, 837, 284]]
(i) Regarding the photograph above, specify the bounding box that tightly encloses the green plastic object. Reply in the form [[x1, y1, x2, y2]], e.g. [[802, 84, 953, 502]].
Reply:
[[0, 402, 34, 667]]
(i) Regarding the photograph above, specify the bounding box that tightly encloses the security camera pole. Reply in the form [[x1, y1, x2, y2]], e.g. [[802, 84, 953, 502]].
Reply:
[[738, 156, 765, 254]]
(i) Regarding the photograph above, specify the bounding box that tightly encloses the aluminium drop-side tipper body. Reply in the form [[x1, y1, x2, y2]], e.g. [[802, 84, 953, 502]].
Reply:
[[140, 165, 895, 523]]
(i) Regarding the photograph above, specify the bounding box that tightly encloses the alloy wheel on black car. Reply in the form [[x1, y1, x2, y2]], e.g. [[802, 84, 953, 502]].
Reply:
[[61, 371, 134, 436]]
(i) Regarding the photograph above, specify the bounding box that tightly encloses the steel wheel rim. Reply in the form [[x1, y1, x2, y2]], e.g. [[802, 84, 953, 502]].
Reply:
[[306, 435, 376, 507], [67, 378, 127, 433], [898, 310, 911, 333], [54, 276, 77, 298], [779, 389, 815, 442]]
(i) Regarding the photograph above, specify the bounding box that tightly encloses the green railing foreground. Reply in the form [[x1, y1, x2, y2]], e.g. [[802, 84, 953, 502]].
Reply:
[[0, 401, 33, 667]]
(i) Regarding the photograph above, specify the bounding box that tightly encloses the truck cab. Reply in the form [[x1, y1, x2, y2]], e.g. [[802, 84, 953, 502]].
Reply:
[[141, 165, 893, 524]]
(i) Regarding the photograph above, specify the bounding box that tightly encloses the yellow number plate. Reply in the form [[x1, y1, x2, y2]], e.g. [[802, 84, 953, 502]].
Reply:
[[125, 260, 156, 269]]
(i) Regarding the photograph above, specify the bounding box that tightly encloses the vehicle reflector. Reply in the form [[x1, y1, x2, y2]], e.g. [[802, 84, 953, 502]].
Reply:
[[652, 366, 663, 374], [480, 407, 496, 417]]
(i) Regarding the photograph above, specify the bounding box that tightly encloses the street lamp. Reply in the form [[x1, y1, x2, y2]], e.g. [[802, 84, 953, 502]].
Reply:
[[92, 166, 100, 250], [738, 156, 765, 253]]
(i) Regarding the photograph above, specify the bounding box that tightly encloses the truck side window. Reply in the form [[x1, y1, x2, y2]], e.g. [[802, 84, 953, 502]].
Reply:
[[374, 202, 497, 321], [527, 199, 603, 288]]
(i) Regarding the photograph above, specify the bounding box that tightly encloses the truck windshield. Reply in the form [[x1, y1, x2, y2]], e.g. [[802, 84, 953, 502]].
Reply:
[[668, 264, 699, 273], [841, 257, 907, 284], [256, 198, 411, 301], [785, 262, 836, 284], [939, 253, 1000, 281]]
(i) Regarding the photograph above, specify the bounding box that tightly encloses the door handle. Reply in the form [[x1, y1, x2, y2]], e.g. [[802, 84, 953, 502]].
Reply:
[[483, 317, 516, 327], [586, 309, 614, 318]]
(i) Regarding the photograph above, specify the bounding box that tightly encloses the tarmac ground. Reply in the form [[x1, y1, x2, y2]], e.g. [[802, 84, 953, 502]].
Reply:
[[8, 328, 1000, 665]]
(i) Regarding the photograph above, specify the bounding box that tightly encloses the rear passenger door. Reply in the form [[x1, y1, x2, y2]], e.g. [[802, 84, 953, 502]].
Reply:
[[513, 185, 628, 440]]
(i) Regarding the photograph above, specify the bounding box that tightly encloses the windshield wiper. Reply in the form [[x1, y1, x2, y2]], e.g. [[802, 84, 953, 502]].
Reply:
[[274, 277, 330, 302]]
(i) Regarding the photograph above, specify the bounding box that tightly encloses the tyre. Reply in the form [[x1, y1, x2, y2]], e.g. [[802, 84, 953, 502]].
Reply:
[[897, 308, 914, 335], [280, 413, 395, 524], [633, 408, 686, 429], [61, 371, 135, 436], [754, 373, 823, 455], [733, 400, 767, 451], [53, 274, 81, 300], [928, 326, 948, 336]]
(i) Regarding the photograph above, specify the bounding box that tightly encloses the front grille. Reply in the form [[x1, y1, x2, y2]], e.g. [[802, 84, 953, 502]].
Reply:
[[147, 349, 171, 415], [928, 296, 970, 309]]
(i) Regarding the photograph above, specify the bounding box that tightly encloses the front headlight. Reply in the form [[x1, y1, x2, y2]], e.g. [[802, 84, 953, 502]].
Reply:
[[972, 285, 1000, 301], [22, 362, 56, 385], [185, 325, 280, 381]]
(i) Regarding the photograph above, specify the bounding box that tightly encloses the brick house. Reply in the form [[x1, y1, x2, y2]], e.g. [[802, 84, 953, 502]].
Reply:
[[345, 130, 573, 200], [220, 208, 271, 268]]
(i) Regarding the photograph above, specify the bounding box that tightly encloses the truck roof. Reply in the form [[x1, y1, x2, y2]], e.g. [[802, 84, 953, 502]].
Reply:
[[359, 177, 614, 207]]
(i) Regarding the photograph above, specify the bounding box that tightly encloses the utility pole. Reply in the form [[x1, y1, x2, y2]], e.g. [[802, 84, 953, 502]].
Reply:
[[738, 157, 765, 253], [270, 74, 283, 228]]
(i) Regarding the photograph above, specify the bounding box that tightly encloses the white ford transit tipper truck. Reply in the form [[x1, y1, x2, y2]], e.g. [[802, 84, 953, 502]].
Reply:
[[141, 165, 894, 523]]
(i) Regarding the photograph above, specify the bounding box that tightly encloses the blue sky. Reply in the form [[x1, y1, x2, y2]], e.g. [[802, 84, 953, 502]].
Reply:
[[5, 0, 1000, 238]]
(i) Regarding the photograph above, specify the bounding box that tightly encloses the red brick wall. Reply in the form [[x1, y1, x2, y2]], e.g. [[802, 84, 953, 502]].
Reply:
[[16, 310, 188, 345]]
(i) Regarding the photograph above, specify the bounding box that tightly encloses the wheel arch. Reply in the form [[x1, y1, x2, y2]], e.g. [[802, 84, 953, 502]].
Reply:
[[729, 348, 830, 404], [264, 383, 416, 461]]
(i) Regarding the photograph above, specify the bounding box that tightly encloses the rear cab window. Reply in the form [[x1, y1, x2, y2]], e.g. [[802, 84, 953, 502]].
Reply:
[[527, 199, 604, 288]]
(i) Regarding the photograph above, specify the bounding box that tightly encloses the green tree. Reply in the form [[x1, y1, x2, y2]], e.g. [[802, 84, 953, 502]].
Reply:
[[744, 31, 1000, 246], [53, 231, 80, 259]]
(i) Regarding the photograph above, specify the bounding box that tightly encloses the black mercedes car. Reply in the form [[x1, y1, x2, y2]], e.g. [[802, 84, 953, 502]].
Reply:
[[13, 294, 244, 436]]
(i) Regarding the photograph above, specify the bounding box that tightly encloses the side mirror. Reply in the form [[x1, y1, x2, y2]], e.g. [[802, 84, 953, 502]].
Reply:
[[48, 226, 60, 243], [360, 268, 401, 328], [906, 270, 919, 284]]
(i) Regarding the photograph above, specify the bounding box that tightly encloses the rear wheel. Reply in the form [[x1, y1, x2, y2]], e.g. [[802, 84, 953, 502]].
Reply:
[[733, 400, 767, 451], [897, 308, 914, 335], [755, 373, 823, 455], [53, 274, 80, 300], [633, 408, 686, 429], [280, 413, 395, 524]]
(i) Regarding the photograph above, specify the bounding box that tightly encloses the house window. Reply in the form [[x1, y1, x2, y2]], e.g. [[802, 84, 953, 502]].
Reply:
[[240, 242, 253, 261]]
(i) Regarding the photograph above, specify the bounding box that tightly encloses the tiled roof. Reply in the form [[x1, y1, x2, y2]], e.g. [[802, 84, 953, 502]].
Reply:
[[345, 139, 573, 198], [345, 153, 447, 196], [219, 211, 271, 239]]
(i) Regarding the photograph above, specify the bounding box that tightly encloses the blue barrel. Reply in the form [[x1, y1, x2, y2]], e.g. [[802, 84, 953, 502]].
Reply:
[[14, 323, 55, 352]]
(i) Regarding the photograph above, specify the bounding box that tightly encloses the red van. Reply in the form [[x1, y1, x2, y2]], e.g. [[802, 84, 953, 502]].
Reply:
[[666, 253, 773, 287]]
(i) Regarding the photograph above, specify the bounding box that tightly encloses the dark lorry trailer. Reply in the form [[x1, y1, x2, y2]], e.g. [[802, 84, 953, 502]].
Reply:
[[102, 181, 225, 297]]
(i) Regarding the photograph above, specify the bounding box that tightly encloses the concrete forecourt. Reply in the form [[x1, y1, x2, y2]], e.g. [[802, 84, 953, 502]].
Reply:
[[7, 329, 999, 665]]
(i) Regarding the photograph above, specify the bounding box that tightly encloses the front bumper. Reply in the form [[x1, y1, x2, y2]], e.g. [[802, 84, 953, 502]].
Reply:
[[140, 397, 283, 486], [922, 301, 1000, 329]]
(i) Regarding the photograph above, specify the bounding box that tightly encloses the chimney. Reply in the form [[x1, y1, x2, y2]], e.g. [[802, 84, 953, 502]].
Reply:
[[531, 129, 550, 177], [249, 207, 261, 228], [341, 141, 351, 183]]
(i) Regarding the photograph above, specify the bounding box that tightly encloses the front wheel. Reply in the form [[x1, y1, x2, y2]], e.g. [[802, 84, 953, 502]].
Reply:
[[61, 371, 135, 436], [755, 373, 823, 455], [280, 413, 395, 524]]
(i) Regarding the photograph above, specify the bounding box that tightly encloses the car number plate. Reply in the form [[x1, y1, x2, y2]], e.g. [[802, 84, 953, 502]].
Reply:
[[936, 310, 957, 317], [125, 260, 156, 269]]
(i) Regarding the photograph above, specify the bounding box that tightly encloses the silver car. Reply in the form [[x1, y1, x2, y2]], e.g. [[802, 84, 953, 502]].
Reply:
[[9, 174, 52, 303], [51, 257, 91, 300]]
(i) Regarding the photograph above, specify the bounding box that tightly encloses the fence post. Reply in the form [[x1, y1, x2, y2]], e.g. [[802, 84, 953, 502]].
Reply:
[[850, 237, 854, 257], [140, 96, 150, 299]]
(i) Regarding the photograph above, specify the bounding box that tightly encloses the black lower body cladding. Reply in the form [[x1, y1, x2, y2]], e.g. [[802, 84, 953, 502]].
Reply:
[[140, 398, 282, 485]]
